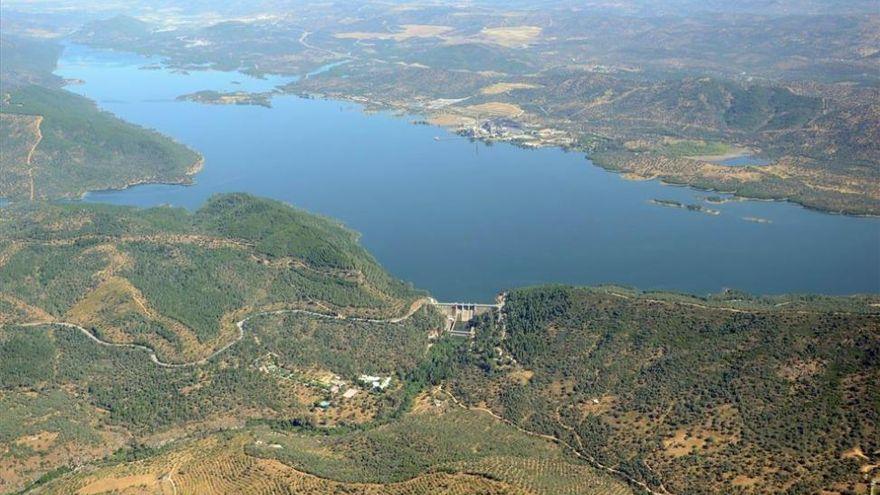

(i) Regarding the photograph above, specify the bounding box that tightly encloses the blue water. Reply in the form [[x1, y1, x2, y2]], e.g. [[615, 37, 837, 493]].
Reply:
[[54, 44, 880, 300]]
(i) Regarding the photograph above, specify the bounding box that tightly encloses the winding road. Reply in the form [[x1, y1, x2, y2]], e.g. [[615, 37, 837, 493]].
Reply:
[[13, 297, 435, 369]]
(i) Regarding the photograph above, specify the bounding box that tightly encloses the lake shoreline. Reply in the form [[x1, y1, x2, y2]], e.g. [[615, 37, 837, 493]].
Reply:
[[54, 43, 880, 300], [276, 86, 874, 218]]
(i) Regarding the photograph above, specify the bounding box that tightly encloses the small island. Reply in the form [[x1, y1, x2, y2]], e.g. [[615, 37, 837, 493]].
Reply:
[[743, 216, 773, 224], [176, 90, 273, 107], [650, 199, 720, 215], [704, 195, 745, 205]]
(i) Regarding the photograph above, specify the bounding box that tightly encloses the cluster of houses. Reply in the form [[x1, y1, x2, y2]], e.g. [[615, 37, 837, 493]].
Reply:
[[316, 374, 392, 410], [460, 118, 526, 140], [256, 353, 392, 411], [358, 374, 393, 391]]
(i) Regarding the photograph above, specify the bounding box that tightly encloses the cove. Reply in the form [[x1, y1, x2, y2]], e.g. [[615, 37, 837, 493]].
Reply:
[[55, 44, 880, 301]]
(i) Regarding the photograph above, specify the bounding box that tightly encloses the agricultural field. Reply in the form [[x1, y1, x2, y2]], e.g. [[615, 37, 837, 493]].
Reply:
[[32, 433, 529, 494], [251, 390, 630, 495], [33, 389, 632, 495]]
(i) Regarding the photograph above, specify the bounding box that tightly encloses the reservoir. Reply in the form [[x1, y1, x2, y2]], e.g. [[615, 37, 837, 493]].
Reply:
[[55, 44, 880, 301]]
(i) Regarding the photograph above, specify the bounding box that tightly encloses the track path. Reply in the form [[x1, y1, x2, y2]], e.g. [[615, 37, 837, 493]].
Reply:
[[26, 116, 43, 201]]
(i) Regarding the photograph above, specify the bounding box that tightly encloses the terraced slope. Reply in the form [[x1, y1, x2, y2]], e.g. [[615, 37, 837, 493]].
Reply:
[[35, 389, 632, 495], [40, 434, 525, 495]]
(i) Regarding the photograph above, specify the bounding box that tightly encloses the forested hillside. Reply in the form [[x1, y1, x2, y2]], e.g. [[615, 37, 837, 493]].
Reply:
[[0, 193, 420, 361], [447, 286, 880, 494], [0, 196, 634, 495], [0, 35, 201, 201], [0, 195, 425, 491]]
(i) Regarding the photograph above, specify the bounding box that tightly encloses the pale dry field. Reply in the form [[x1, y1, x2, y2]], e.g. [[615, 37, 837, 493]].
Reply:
[[335, 24, 453, 41], [480, 82, 541, 95], [479, 26, 542, 46]]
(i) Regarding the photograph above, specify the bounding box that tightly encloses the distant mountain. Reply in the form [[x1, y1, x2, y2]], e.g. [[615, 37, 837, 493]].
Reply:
[[74, 14, 152, 44]]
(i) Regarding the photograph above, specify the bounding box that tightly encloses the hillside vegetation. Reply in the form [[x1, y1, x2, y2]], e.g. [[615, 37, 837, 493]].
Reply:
[[0, 193, 419, 361], [0, 85, 201, 201], [249, 396, 631, 495], [447, 286, 880, 494], [0, 195, 633, 494], [34, 397, 632, 495], [0, 194, 431, 491], [1, 197, 878, 493], [0, 35, 62, 88]]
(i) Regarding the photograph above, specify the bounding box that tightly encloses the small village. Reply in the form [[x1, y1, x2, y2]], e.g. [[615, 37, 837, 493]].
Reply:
[[458, 118, 575, 149]]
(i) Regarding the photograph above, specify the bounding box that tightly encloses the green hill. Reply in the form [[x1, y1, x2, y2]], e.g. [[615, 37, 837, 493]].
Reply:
[[0, 194, 432, 491], [0, 193, 420, 360]]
